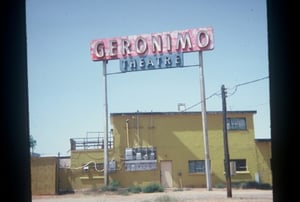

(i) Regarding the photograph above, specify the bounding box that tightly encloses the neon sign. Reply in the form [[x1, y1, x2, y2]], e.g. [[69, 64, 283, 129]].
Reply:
[[90, 27, 214, 61]]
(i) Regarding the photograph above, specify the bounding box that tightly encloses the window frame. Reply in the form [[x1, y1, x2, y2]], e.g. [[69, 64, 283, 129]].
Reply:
[[188, 160, 206, 174], [230, 159, 247, 172]]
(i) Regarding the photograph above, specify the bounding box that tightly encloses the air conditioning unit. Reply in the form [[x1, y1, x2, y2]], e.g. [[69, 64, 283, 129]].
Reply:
[[230, 161, 236, 176]]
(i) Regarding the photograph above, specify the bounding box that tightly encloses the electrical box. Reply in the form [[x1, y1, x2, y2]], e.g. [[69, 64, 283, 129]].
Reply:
[[108, 160, 116, 172], [125, 148, 134, 160], [124, 146, 157, 171]]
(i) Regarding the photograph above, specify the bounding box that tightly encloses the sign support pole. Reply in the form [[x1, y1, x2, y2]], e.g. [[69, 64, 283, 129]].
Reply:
[[198, 51, 212, 191], [103, 60, 109, 186]]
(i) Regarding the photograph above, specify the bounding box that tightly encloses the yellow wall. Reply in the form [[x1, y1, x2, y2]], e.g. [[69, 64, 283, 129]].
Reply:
[[67, 149, 106, 191], [61, 111, 271, 190], [208, 113, 257, 185], [107, 111, 270, 188], [255, 140, 272, 185], [31, 157, 58, 195], [31, 111, 272, 194]]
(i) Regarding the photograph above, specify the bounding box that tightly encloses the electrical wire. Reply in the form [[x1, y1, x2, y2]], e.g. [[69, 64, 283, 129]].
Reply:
[[184, 76, 269, 111], [104, 62, 268, 111], [227, 76, 269, 97], [69, 160, 104, 172]]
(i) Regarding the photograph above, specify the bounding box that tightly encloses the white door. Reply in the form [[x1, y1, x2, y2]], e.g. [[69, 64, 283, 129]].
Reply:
[[160, 161, 173, 188]]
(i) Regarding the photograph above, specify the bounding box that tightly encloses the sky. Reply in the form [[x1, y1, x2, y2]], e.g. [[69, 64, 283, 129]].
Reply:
[[26, 0, 270, 156]]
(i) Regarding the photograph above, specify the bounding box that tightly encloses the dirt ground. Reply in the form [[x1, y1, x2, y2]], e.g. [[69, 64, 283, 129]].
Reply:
[[32, 188, 273, 202]]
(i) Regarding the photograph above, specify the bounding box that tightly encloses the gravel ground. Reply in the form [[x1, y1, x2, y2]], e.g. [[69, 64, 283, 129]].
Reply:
[[32, 188, 273, 202]]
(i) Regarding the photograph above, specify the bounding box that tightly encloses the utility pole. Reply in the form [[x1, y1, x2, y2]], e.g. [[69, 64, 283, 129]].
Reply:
[[221, 84, 232, 197]]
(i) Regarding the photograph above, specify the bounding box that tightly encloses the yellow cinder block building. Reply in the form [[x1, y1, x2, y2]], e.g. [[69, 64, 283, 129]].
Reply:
[[67, 110, 272, 190]]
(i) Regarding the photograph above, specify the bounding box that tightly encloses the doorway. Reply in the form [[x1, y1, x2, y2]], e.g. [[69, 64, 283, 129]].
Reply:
[[160, 161, 173, 188]]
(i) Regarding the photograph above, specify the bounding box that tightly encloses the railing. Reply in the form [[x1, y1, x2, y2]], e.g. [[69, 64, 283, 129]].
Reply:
[[70, 131, 113, 151]]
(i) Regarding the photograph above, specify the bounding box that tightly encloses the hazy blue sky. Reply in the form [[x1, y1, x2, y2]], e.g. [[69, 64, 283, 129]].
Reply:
[[26, 0, 269, 156]]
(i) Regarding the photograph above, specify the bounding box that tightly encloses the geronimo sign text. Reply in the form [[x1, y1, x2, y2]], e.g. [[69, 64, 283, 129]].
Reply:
[[90, 27, 214, 61]]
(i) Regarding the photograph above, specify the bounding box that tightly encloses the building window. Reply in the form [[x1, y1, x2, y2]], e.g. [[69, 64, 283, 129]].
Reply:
[[188, 160, 206, 173], [230, 159, 247, 171], [227, 118, 246, 130]]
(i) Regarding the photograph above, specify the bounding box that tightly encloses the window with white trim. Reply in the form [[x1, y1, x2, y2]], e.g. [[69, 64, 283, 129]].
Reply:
[[227, 117, 246, 130]]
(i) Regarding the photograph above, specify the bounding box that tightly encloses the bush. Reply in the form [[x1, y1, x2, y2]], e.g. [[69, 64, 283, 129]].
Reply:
[[214, 181, 272, 190], [214, 183, 226, 188], [100, 179, 120, 191], [257, 183, 272, 190], [241, 181, 258, 189], [142, 183, 164, 193], [128, 185, 142, 193]]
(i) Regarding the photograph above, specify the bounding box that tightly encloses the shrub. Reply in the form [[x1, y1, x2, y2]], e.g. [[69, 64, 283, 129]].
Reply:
[[214, 181, 272, 190], [142, 183, 164, 193], [257, 182, 272, 190], [214, 183, 226, 188], [100, 179, 120, 191], [128, 185, 142, 193], [242, 181, 258, 189]]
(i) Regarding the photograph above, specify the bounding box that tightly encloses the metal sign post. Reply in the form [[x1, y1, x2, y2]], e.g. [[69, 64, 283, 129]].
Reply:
[[198, 51, 212, 191], [103, 60, 109, 186]]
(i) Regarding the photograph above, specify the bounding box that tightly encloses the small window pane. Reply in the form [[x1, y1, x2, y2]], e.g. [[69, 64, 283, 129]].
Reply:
[[227, 118, 246, 130]]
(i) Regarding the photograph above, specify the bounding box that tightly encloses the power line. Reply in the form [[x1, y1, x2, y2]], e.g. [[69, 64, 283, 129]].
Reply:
[[184, 91, 220, 111], [227, 76, 269, 97], [236, 76, 269, 87], [184, 76, 269, 111]]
